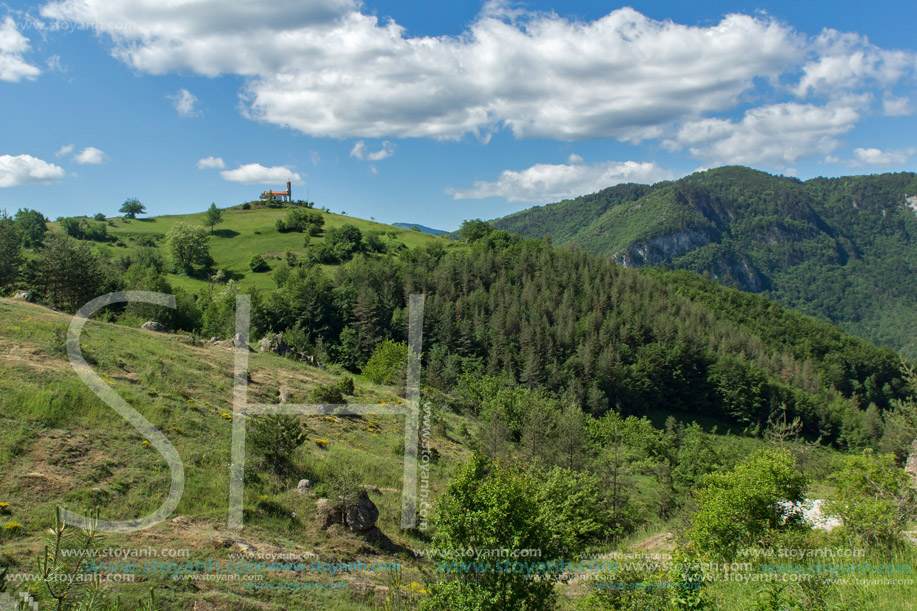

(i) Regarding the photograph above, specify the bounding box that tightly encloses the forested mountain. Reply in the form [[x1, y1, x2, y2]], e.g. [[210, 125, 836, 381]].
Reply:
[[491, 166, 917, 357]]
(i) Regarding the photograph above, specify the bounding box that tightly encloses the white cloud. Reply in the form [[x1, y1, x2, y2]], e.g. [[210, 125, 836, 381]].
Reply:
[[883, 95, 912, 117], [220, 163, 303, 184], [39, 3, 803, 141], [793, 29, 917, 97], [73, 146, 106, 164], [852, 147, 915, 165], [55, 144, 74, 157], [37, 0, 917, 171], [197, 156, 225, 169], [168, 88, 200, 117], [0, 154, 66, 187], [350, 140, 395, 161], [566, 153, 584, 164], [0, 16, 41, 82], [666, 101, 862, 166], [449, 160, 673, 203]]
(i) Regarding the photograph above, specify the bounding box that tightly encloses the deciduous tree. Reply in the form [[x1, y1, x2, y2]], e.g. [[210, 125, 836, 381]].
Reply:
[[166, 222, 210, 273], [119, 197, 146, 219], [203, 202, 223, 233]]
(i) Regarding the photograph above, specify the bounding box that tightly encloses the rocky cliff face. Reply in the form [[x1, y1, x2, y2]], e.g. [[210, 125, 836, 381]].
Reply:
[[709, 257, 768, 292], [612, 229, 713, 268], [906, 195, 917, 217]]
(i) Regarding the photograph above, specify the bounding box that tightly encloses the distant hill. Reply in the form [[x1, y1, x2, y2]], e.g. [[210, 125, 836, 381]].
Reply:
[[392, 222, 448, 235], [491, 166, 917, 357], [68, 203, 461, 294]]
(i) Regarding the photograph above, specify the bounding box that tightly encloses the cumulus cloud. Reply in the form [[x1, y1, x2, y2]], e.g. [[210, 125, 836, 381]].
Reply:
[[220, 163, 303, 184], [55, 144, 74, 157], [197, 156, 225, 169], [0, 154, 66, 187], [168, 88, 200, 117], [73, 146, 106, 164], [793, 30, 917, 97], [0, 16, 41, 82], [449, 160, 673, 203], [39, 2, 804, 141], [350, 140, 395, 161], [665, 101, 862, 166], [37, 0, 917, 170], [852, 147, 915, 165]]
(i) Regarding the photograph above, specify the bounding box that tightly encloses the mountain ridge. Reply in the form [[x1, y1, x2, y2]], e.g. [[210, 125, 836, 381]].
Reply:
[[490, 166, 917, 356]]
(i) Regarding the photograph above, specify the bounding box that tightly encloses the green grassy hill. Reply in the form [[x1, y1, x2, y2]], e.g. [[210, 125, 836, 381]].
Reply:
[[0, 297, 473, 609], [72, 203, 461, 293], [490, 166, 917, 356]]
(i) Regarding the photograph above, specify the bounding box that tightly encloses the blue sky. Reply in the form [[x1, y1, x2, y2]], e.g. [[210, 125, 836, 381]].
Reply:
[[1, 1, 916, 231]]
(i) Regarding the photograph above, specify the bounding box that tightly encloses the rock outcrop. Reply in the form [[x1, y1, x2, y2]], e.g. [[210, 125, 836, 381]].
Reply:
[[315, 491, 379, 532], [259, 334, 289, 357]]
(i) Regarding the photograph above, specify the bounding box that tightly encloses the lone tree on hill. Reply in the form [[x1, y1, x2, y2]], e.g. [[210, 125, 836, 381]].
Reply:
[[119, 198, 146, 219], [203, 202, 224, 234], [166, 223, 211, 273]]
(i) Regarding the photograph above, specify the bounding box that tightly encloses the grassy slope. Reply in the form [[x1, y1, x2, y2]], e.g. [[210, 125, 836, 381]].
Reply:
[[1, 299, 914, 609], [75, 204, 463, 293], [0, 298, 472, 609]]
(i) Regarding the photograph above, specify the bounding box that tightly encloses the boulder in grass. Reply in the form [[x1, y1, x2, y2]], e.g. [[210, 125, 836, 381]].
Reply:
[[315, 491, 379, 532], [316, 498, 338, 529], [345, 490, 379, 532], [297, 479, 312, 495], [233, 333, 254, 352], [12, 291, 32, 301], [141, 321, 166, 332]]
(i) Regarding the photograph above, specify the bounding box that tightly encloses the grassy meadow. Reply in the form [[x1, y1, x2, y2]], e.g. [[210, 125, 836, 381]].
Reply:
[[0, 297, 471, 609], [59, 203, 462, 293]]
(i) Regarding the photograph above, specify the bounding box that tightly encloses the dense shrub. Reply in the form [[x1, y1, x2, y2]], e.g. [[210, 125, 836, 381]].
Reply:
[[828, 449, 917, 548], [249, 415, 308, 478], [249, 254, 270, 273], [685, 448, 807, 560], [310, 384, 345, 404], [276, 208, 324, 234], [61, 217, 109, 242], [362, 340, 408, 385]]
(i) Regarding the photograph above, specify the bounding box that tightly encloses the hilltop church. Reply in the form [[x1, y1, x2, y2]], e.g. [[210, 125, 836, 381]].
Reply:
[[261, 181, 292, 203]]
